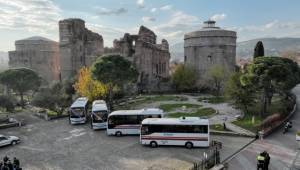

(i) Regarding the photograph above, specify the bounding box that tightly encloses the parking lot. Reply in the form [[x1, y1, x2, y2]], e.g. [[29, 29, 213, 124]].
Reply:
[[0, 114, 253, 170]]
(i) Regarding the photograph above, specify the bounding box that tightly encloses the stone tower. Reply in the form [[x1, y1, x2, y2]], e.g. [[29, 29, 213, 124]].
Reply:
[[59, 18, 104, 80], [184, 20, 236, 85], [9, 36, 60, 83]]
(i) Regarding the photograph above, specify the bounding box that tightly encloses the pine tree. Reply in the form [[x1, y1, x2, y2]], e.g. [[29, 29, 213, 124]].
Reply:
[[254, 41, 264, 58]]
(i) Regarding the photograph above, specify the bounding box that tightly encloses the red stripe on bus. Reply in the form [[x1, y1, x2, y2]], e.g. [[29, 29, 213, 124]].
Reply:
[[141, 136, 208, 141], [114, 125, 140, 129]]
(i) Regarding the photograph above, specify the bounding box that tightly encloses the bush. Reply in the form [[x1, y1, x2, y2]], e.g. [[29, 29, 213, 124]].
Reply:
[[32, 82, 72, 115], [0, 95, 16, 112]]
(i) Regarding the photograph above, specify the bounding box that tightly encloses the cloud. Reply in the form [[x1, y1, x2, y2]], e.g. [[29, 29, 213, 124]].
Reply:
[[160, 5, 172, 11], [153, 11, 200, 44], [96, 7, 128, 16], [137, 0, 145, 8], [0, 0, 61, 36], [231, 20, 300, 42], [142, 16, 156, 23], [210, 13, 227, 21], [150, 8, 157, 13]]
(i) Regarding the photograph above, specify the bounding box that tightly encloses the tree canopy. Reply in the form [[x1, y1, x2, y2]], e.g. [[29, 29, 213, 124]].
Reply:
[[171, 64, 197, 92], [241, 56, 300, 117], [92, 55, 138, 87], [74, 67, 107, 101], [254, 41, 264, 58], [207, 65, 228, 95], [225, 72, 256, 114], [91, 54, 138, 110], [0, 68, 41, 107]]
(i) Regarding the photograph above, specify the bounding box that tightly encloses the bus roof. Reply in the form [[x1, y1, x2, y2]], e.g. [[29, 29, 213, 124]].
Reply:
[[92, 100, 108, 111], [109, 108, 164, 116], [70, 97, 88, 108], [142, 117, 209, 125]]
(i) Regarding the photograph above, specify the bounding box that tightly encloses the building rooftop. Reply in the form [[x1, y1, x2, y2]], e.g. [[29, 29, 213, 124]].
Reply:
[[17, 36, 55, 42]]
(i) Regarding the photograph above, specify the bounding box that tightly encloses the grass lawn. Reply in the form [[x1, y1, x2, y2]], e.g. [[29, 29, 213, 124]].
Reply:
[[198, 96, 226, 104], [115, 95, 188, 110], [167, 107, 216, 118], [232, 114, 262, 133], [47, 109, 59, 117], [144, 95, 188, 102], [159, 103, 202, 112], [210, 124, 231, 132]]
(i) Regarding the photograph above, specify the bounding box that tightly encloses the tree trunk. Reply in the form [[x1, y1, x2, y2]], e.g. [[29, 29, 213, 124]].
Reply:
[[20, 92, 24, 108], [107, 85, 114, 111], [260, 89, 269, 118]]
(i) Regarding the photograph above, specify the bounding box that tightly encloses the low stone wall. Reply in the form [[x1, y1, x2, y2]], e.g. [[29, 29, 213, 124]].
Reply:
[[210, 130, 253, 138], [0, 122, 21, 129]]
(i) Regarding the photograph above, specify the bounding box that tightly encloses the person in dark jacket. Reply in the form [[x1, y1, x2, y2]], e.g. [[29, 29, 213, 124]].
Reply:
[[1, 163, 9, 170], [13, 157, 20, 170], [7, 160, 13, 170], [257, 152, 265, 170], [262, 151, 270, 170]]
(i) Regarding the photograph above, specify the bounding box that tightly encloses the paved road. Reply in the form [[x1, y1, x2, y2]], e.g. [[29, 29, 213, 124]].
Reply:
[[0, 113, 252, 170], [228, 85, 300, 170]]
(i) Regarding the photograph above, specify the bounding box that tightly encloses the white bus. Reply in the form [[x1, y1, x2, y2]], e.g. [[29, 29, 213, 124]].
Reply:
[[107, 108, 164, 136], [69, 97, 89, 125], [91, 100, 109, 130], [140, 117, 209, 148]]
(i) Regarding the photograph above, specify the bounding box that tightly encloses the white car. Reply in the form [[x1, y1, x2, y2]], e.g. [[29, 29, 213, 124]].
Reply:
[[0, 135, 20, 147]]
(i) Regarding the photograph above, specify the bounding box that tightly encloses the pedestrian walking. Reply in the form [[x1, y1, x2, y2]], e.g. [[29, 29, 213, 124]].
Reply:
[[262, 151, 270, 170], [257, 152, 265, 170]]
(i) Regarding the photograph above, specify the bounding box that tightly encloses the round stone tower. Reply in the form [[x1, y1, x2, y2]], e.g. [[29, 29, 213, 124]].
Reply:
[[184, 20, 236, 85]]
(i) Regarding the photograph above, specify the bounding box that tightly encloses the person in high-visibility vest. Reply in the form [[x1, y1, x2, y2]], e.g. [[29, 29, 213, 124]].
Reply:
[[257, 153, 265, 170]]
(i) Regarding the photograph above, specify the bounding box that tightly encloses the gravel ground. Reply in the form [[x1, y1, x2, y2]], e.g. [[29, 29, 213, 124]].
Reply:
[[0, 114, 252, 170]]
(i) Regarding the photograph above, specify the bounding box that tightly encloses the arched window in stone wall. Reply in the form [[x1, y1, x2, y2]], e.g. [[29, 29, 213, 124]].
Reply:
[[207, 55, 212, 63]]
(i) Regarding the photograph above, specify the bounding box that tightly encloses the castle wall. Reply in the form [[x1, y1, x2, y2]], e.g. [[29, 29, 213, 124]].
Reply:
[[108, 26, 171, 92], [8, 38, 60, 83], [59, 18, 104, 80]]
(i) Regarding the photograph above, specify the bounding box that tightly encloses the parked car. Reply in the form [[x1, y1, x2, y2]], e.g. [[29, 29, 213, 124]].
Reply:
[[0, 134, 20, 147]]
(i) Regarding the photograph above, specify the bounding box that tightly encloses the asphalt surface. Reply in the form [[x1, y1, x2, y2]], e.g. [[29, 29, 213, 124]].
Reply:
[[228, 84, 300, 170], [0, 113, 253, 170]]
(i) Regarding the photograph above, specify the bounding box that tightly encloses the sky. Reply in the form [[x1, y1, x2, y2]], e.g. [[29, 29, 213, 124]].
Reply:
[[1, 0, 300, 52]]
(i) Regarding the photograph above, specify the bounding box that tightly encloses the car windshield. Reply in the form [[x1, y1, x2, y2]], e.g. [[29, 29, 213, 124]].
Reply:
[[70, 107, 85, 117]]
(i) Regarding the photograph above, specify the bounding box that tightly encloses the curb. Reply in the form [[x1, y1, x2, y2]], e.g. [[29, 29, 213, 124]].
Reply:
[[210, 130, 254, 138]]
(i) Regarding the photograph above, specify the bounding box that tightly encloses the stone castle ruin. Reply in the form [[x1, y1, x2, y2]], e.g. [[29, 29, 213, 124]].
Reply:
[[8, 36, 60, 83], [184, 20, 237, 86], [59, 18, 104, 80], [106, 26, 170, 91]]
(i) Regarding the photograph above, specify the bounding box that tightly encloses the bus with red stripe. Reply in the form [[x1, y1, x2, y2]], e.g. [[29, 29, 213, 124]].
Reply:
[[140, 117, 209, 148], [107, 108, 164, 136]]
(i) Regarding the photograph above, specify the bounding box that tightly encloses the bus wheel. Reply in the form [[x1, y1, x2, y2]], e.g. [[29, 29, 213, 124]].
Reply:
[[115, 131, 122, 137], [185, 142, 193, 149], [150, 141, 158, 148]]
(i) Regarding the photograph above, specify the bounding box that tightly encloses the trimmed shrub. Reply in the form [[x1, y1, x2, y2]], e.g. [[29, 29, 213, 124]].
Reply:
[[0, 95, 16, 112], [259, 113, 281, 129]]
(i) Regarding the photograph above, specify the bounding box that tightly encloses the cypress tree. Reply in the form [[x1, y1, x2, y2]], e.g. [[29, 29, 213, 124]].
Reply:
[[254, 41, 264, 58]]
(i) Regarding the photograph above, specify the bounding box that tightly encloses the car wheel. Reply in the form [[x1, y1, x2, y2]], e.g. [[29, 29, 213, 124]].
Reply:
[[115, 131, 122, 137], [185, 142, 193, 149], [11, 141, 17, 145], [150, 141, 158, 148]]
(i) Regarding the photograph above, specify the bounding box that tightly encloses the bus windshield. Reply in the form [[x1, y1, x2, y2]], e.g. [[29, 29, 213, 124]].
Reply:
[[92, 111, 108, 123], [70, 107, 85, 118]]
